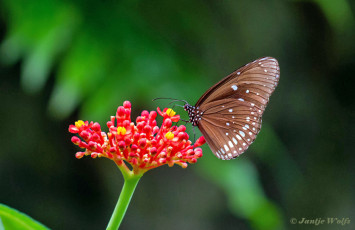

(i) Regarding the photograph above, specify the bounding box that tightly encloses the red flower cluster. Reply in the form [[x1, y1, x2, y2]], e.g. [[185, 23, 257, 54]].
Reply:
[[69, 101, 205, 174]]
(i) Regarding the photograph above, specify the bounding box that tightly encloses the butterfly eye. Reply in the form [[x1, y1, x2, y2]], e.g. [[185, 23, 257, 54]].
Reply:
[[186, 57, 280, 160]]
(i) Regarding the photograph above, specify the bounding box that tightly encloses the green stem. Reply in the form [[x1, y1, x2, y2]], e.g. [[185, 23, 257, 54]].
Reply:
[[106, 173, 142, 230]]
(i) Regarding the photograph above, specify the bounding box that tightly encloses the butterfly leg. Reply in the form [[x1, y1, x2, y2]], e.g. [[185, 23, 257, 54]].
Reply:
[[192, 125, 196, 148]]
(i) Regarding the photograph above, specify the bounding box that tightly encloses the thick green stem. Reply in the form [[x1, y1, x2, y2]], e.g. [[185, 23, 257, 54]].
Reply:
[[106, 173, 142, 230]]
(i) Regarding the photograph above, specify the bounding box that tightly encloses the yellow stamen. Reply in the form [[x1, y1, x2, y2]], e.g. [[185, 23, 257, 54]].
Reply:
[[117, 127, 127, 135], [165, 132, 174, 140], [166, 108, 176, 117], [75, 120, 85, 128]]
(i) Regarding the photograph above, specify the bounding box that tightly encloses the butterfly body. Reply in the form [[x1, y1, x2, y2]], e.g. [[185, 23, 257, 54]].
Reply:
[[184, 57, 280, 160]]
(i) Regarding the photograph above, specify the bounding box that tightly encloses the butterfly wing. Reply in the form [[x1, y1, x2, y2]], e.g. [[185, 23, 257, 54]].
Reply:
[[196, 57, 280, 160], [196, 57, 280, 110]]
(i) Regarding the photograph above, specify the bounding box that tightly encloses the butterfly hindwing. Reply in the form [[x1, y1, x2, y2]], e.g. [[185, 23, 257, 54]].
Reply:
[[197, 99, 262, 159]]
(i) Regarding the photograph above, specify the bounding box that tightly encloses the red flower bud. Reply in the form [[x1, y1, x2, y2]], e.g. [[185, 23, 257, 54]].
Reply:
[[118, 141, 126, 149], [150, 147, 157, 155], [163, 118, 172, 127], [123, 100, 131, 109], [92, 122, 101, 132], [149, 111, 157, 120], [92, 133, 101, 142], [190, 158, 197, 163], [131, 144, 138, 151], [75, 152, 85, 159], [122, 120, 130, 128], [139, 138, 147, 148], [80, 130, 90, 141], [143, 125, 152, 134], [141, 110, 149, 117], [177, 125, 186, 132], [71, 136, 81, 145], [117, 106, 125, 117]]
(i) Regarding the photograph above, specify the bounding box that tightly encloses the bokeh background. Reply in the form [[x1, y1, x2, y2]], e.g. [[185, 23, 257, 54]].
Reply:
[[0, 0, 354, 229]]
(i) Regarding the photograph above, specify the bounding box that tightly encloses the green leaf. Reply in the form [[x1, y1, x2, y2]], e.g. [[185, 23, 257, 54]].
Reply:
[[0, 204, 49, 230]]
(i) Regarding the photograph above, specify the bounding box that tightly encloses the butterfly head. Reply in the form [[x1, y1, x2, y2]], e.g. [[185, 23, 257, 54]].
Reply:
[[184, 104, 202, 126]]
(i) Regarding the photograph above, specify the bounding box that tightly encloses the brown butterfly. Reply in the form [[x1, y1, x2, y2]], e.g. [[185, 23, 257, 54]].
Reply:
[[183, 57, 280, 160]]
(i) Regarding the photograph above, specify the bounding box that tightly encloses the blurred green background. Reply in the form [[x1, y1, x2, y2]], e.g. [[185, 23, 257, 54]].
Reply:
[[0, 0, 354, 229]]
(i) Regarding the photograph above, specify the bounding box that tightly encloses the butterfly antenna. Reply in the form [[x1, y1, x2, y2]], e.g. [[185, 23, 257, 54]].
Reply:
[[152, 97, 188, 104], [168, 102, 184, 107], [193, 126, 196, 144]]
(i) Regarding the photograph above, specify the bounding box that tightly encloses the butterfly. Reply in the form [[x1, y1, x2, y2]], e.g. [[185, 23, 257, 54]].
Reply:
[[183, 57, 280, 160]]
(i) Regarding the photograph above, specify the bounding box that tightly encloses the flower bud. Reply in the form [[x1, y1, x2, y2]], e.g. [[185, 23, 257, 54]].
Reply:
[[92, 122, 101, 132], [152, 126, 159, 135], [123, 101, 131, 109], [92, 133, 101, 142], [149, 111, 157, 120], [163, 118, 172, 127], [75, 152, 85, 159], [118, 141, 126, 149], [71, 136, 81, 145], [190, 158, 197, 163], [181, 163, 188, 168], [150, 147, 157, 155], [159, 158, 166, 164], [117, 106, 125, 117], [143, 125, 152, 134], [122, 120, 130, 128], [178, 125, 186, 132], [141, 110, 149, 117], [80, 130, 90, 141], [139, 138, 147, 148], [131, 144, 138, 151]]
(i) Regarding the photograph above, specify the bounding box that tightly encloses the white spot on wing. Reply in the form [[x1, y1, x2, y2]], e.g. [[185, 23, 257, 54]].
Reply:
[[228, 141, 233, 148], [246, 90, 249, 93], [232, 137, 238, 144], [229, 109, 233, 112], [239, 131, 245, 137], [231, 85, 238, 91], [236, 135, 242, 140], [224, 145, 229, 151], [226, 122, 230, 126], [238, 98, 244, 102]]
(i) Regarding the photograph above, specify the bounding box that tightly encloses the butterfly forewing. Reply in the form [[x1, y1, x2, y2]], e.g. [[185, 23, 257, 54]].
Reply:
[[193, 57, 280, 160]]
